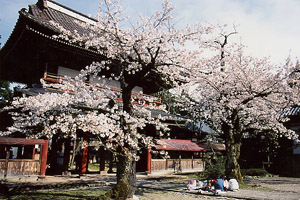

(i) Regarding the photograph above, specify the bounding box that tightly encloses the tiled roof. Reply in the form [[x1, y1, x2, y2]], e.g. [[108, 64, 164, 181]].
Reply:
[[25, 25, 101, 55], [27, 0, 97, 35], [0, 137, 46, 145], [15, 87, 62, 96], [198, 142, 226, 151], [283, 106, 300, 116], [148, 108, 187, 122], [155, 139, 205, 151]]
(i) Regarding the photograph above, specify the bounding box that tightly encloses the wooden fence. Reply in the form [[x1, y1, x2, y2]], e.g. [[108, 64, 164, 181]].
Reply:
[[0, 159, 40, 178], [151, 158, 204, 172]]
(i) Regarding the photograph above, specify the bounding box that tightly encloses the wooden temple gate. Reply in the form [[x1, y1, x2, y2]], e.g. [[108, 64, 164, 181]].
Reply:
[[0, 137, 48, 178]]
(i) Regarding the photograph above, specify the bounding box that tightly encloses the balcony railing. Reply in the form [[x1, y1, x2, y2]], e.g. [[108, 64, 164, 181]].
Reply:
[[43, 72, 162, 107]]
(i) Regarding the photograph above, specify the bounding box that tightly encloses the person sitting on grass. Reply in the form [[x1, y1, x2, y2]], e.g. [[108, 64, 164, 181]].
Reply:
[[187, 179, 197, 190], [223, 176, 229, 191], [228, 178, 239, 191], [214, 176, 225, 191]]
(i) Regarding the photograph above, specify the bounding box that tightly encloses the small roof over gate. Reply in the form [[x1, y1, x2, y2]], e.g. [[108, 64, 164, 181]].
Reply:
[[155, 139, 205, 152], [0, 137, 46, 145]]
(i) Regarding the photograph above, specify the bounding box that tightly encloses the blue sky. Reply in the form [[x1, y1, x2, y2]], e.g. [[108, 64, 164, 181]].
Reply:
[[1, 0, 300, 64]]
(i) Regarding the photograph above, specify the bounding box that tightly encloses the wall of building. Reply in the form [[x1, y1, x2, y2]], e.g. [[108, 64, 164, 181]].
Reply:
[[58, 66, 143, 93], [293, 140, 300, 154]]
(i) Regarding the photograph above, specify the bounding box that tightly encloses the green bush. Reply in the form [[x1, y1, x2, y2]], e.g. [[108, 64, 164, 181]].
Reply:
[[241, 168, 269, 177], [202, 156, 226, 179]]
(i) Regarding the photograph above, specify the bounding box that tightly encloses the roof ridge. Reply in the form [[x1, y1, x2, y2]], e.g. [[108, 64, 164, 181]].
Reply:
[[43, 0, 97, 25]]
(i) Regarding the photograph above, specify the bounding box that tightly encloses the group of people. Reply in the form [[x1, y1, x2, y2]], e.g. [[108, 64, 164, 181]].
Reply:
[[187, 176, 239, 193]]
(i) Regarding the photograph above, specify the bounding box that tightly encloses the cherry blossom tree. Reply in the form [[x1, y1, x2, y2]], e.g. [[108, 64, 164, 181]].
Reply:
[[179, 30, 300, 183], [1, 0, 211, 198]]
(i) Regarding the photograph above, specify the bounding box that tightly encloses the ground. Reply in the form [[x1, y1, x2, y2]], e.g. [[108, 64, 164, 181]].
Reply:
[[1, 174, 300, 199], [135, 175, 300, 200], [136, 190, 214, 200]]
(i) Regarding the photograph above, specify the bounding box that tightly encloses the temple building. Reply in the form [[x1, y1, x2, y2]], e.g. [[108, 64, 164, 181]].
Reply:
[[0, 0, 212, 177]]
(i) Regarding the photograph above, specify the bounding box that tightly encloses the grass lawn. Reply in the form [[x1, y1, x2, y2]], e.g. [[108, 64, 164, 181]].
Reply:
[[0, 188, 108, 200]]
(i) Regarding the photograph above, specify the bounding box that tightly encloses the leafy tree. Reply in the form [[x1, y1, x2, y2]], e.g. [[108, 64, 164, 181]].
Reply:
[[0, 80, 13, 105], [153, 90, 182, 115], [202, 155, 226, 179], [0, 19, 2, 48], [0, 80, 13, 133]]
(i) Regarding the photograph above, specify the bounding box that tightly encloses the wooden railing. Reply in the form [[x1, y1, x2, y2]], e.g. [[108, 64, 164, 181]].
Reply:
[[43, 72, 162, 107]]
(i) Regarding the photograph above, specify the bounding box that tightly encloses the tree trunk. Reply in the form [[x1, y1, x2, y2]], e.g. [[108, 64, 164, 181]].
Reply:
[[222, 121, 243, 183], [114, 152, 136, 198], [225, 136, 243, 183], [107, 84, 137, 199]]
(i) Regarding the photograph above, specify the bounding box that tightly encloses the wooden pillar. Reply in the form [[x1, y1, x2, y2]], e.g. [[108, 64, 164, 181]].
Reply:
[[146, 148, 151, 174], [48, 134, 59, 173], [17, 146, 23, 159], [32, 146, 36, 160], [80, 136, 89, 174], [4, 146, 8, 178], [40, 139, 49, 176], [166, 159, 168, 170], [99, 146, 106, 174], [62, 138, 71, 175], [201, 152, 205, 169], [192, 155, 194, 169], [108, 151, 114, 173], [179, 155, 182, 172]]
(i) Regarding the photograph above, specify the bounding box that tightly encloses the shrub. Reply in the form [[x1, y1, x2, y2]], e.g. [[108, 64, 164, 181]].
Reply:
[[202, 156, 226, 179], [241, 168, 269, 177]]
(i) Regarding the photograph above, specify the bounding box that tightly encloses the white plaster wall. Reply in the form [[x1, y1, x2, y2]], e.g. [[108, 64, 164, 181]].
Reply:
[[90, 76, 143, 93], [90, 76, 120, 88], [293, 140, 300, 154], [58, 66, 80, 77], [57, 66, 143, 93]]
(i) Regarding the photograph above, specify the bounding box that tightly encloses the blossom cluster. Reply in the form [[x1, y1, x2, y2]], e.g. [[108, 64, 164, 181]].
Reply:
[[1, 74, 170, 158], [32, 0, 215, 158], [49, 0, 212, 88], [177, 35, 300, 141]]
